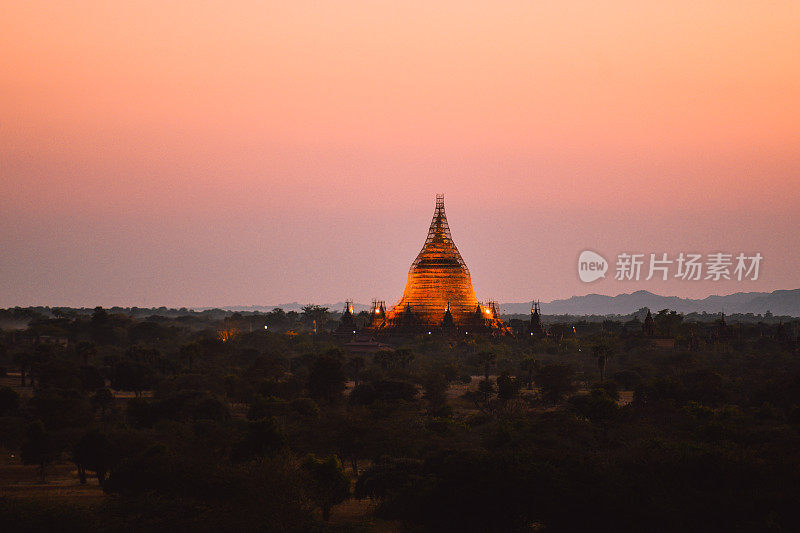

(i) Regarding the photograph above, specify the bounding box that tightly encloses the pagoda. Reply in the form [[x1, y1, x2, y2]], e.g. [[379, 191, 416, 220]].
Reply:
[[530, 300, 546, 338], [335, 300, 357, 335], [368, 194, 508, 335]]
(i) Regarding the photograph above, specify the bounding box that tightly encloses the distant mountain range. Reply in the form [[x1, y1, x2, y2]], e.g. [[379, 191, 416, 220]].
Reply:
[[219, 289, 800, 317], [500, 289, 800, 317]]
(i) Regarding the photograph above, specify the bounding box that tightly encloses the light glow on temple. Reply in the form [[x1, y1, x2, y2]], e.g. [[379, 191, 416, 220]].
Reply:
[[367, 195, 509, 335]]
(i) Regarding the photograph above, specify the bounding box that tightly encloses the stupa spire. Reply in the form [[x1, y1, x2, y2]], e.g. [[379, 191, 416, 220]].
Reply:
[[387, 194, 479, 324]]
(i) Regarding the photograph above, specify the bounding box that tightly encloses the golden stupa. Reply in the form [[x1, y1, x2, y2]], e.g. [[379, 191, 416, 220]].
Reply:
[[369, 194, 507, 334]]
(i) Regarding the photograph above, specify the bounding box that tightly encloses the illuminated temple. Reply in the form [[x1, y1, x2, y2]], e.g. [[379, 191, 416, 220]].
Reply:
[[366, 195, 509, 335]]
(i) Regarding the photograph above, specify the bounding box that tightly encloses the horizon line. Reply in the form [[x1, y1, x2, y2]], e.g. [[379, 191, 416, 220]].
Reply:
[[4, 287, 797, 311]]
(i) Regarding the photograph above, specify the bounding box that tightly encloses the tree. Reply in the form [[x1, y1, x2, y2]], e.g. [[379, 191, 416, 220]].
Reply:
[[90, 306, 116, 344], [359, 450, 536, 531], [593, 344, 614, 382], [13, 351, 32, 387], [375, 380, 418, 402], [232, 418, 287, 463], [612, 369, 642, 390], [73, 429, 112, 486], [301, 305, 329, 331], [478, 351, 497, 381], [355, 456, 423, 503], [30, 388, 94, 430], [179, 342, 202, 372], [249, 353, 288, 381], [519, 357, 539, 390], [80, 365, 105, 392], [308, 352, 346, 404], [394, 349, 415, 370], [349, 383, 378, 406], [477, 378, 496, 405], [110, 360, 156, 396], [91, 306, 109, 325], [289, 397, 320, 419], [569, 388, 619, 424], [345, 356, 365, 387], [423, 372, 450, 414], [375, 349, 415, 373], [0, 386, 20, 415], [655, 309, 684, 336], [266, 307, 288, 329], [21, 421, 55, 482], [496, 372, 520, 401], [37, 357, 82, 389], [328, 411, 371, 475], [247, 395, 287, 420], [536, 363, 576, 404], [302, 454, 351, 522], [350, 380, 418, 406], [75, 341, 97, 366], [92, 388, 115, 419]]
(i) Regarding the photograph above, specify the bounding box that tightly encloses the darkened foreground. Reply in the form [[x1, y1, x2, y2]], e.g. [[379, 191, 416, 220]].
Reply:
[[1, 306, 799, 531]]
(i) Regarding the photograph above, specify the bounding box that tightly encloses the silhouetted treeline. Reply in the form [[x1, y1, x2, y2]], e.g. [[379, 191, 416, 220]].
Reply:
[[1, 306, 799, 531]]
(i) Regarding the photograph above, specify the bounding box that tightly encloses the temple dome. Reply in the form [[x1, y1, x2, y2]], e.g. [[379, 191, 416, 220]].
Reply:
[[386, 194, 479, 325]]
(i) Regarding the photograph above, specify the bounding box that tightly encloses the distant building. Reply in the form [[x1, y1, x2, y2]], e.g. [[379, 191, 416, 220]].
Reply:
[[335, 301, 357, 335], [640, 309, 676, 349], [530, 300, 546, 338], [365, 195, 509, 336]]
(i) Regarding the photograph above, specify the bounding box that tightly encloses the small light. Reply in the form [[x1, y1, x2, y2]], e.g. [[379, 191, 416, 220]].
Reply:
[[427, 331, 431, 335], [264, 325, 268, 330]]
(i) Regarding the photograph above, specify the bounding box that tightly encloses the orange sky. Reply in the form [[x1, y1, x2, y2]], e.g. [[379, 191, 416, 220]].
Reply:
[[1, 1, 799, 307]]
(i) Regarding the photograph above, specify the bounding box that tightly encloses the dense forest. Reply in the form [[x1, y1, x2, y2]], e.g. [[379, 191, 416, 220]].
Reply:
[[1, 305, 799, 531]]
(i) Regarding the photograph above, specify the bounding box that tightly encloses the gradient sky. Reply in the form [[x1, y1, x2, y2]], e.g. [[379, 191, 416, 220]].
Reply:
[[1, 1, 799, 308]]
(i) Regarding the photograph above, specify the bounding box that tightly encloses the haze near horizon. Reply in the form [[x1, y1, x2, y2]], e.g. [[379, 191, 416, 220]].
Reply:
[[2, 1, 798, 308]]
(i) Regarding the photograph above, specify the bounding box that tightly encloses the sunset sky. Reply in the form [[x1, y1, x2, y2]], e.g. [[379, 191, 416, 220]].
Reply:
[[1, 1, 799, 308]]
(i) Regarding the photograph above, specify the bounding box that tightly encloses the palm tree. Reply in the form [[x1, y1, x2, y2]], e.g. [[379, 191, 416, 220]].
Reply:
[[301, 305, 329, 331], [594, 344, 614, 382], [345, 356, 365, 387], [179, 342, 202, 372], [519, 356, 540, 390], [13, 352, 32, 387], [478, 351, 497, 381]]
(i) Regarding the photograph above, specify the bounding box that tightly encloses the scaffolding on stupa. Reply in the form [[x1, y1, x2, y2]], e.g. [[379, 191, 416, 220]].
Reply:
[[368, 194, 509, 335]]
